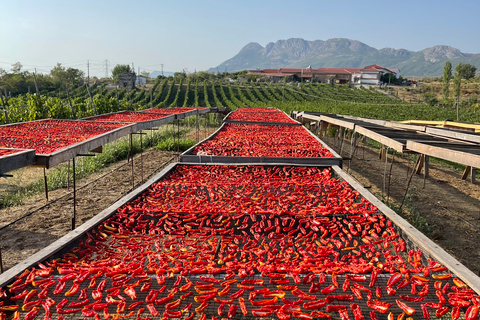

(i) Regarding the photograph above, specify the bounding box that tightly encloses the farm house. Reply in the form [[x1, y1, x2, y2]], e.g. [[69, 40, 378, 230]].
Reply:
[[248, 64, 397, 84]]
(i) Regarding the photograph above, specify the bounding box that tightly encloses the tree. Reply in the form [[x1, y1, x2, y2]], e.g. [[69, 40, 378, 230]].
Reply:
[[11, 62, 22, 74], [140, 71, 150, 78], [65, 68, 84, 86], [442, 61, 452, 100], [50, 63, 68, 86], [459, 63, 477, 80], [453, 62, 462, 121], [112, 64, 133, 82]]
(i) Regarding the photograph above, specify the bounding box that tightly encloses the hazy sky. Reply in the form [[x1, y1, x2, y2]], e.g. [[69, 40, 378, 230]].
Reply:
[[1, 0, 479, 77]]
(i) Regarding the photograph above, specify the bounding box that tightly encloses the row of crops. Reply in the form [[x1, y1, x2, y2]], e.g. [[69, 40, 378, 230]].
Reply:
[[5, 78, 480, 125], [0, 107, 478, 320]]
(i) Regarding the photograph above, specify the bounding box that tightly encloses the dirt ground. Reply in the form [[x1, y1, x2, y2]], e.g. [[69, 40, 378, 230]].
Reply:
[[322, 135, 480, 276], [0, 127, 479, 278]]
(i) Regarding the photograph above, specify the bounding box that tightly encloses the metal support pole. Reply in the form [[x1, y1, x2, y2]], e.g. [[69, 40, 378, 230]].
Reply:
[[72, 157, 76, 230], [130, 134, 134, 188], [44, 168, 49, 201], [140, 133, 143, 182], [67, 160, 70, 190]]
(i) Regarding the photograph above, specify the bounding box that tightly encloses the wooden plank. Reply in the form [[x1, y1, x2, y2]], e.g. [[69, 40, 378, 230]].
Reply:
[[407, 140, 480, 169], [340, 115, 386, 126], [332, 165, 480, 295], [0, 149, 36, 174], [401, 120, 446, 126], [355, 126, 405, 152], [320, 115, 355, 130], [426, 126, 480, 144], [384, 121, 426, 132]]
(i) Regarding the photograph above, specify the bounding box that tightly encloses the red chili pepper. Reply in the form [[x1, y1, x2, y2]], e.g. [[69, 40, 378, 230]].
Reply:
[[303, 299, 327, 310], [351, 303, 364, 320], [24, 307, 39, 320], [366, 300, 391, 314], [146, 303, 159, 316], [239, 297, 248, 315], [252, 309, 273, 317], [65, 283, 79, 296], [465, 306, 479, 320], [127, 301, 143, 310], [395, 299, 415, 316], [320, 285, 337, 295], [124, 286, 137, 300], [292, 288, 316, 301]]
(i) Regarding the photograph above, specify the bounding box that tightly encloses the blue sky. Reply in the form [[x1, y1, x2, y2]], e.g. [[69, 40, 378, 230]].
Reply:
[[1, 0, 479, 77]]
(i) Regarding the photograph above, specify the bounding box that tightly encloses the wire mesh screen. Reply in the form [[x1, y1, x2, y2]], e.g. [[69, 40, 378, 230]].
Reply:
[[1, 165, 478, 320]]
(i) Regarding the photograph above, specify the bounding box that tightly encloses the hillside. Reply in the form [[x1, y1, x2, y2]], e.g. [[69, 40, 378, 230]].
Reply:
[[211, 38, 480, 76]]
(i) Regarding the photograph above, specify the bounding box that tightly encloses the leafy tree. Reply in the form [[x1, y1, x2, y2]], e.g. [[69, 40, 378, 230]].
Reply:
[[112, 64, 133, 82], [50, 63, 68, 86], [11, 62, 22, 74], [442, 61, 452, 100], [173, 71, 186, 81], [65, 67, 84, 86], [459, 63, 477, 80]]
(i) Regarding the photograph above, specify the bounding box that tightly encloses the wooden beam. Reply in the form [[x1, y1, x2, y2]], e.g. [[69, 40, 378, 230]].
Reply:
[[407, 140, 480, 169], [384, 121, 426, 132], [320, 115, 355, 130], [426, 126, 480, 144], [355, 126, 405, 152]]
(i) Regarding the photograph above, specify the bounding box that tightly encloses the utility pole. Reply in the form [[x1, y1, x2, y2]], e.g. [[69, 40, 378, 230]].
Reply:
[[161, 64, 164, 77], [132, 63, 135, 74], [87, 60, 90, 85]]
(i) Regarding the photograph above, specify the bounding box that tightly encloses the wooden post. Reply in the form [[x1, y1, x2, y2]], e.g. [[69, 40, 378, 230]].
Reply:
[[66, 86, 76, 119], [43, 168, 49, 201], [424, 155, 429, 179], [415, 154, 425, 174], [115, 87, 120, 109], [86, 84, 98, 115], [0, 92, 8, 124], [462, 166, 471, 180], [472, 168, 476, 184]]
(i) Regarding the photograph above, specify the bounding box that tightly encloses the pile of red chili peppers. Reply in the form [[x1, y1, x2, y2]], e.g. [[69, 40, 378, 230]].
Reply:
[[143, 108, 203, 115], [0, 149, 23, 157], [87, 112, 170, 123], [227, 110, 297, 124], [0, 120, 127, 155], [1, 164, 479, 320], [192, 124, 333, 158]]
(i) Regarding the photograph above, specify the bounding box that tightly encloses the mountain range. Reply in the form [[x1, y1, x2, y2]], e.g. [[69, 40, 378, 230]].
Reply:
[[210, 38, 480, 76]]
